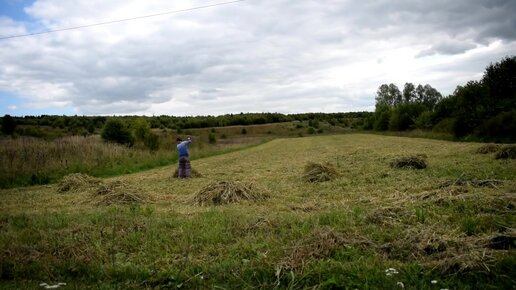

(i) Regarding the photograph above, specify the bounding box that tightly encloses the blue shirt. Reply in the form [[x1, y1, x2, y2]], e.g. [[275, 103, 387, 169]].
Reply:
[[177, 140, 191, 157]]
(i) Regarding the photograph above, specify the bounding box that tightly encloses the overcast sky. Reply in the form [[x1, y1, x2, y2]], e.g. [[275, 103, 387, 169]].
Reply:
[[0, 0, 515, 116]]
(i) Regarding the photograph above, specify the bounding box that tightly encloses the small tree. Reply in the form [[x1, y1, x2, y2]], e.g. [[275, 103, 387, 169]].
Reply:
[[101, 118, 134, 146]]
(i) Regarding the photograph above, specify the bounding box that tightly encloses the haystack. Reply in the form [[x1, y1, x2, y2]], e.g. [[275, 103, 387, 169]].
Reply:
[[390, 155, 427, 169], [193, 180, 269, 206], [58, 173, 101, 193], [172, 167, 203, 178], [475, 144, 501, 154], [94, 180, 148, 205], [495, 145, 516, 159], [302, 162, 339, 183]]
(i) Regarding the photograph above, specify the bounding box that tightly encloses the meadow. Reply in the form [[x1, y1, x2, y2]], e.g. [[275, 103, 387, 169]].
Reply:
[[1, 121, 329, 188], [0, 134, 514, 289]]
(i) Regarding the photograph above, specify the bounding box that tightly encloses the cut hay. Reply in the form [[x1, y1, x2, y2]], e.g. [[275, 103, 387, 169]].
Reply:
[[390, 155, 427, 169], [172, 167, 203, 178], [193, 180, 269, 206], [93, 180, 149, 205], [280, 228, 343, 271], [495, 145, 516, 159], [57, 173, 101, 193], [438, 179, 504, 189], [302, 162, 339, 183], [475, 144, 501, 154]]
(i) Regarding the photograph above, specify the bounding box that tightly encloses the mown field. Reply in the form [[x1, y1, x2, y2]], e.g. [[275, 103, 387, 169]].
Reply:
[[0, 134, 514, 289]]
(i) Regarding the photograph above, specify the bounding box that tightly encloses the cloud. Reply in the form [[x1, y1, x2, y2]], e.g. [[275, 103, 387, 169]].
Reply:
[[0, 0, 515, 115]]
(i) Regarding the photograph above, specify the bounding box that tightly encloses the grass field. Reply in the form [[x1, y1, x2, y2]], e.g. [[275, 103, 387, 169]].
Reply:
[[1, 134, 515, 289]]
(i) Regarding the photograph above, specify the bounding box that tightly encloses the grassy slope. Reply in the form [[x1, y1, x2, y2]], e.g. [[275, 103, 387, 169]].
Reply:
[[0, 134, 515, 289]]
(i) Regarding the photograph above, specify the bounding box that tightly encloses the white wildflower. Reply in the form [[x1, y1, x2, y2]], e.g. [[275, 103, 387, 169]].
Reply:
[[385, 268, 399, 276], [431, 280, 438, 284], [397, 281, 405, 288]]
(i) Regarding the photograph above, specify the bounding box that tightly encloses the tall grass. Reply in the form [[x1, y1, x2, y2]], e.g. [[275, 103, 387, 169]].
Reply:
[[0, 135, 266, 188]]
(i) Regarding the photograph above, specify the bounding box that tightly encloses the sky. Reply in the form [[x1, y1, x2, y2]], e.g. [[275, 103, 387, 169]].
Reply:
[[0, 0, 515, 116]]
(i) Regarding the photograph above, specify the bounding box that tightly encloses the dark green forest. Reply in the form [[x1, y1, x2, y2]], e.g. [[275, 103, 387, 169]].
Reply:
[[1, 55, 515, 143]]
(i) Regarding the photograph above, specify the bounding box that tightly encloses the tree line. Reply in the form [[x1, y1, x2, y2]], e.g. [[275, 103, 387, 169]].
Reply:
[[2, 56, 514, 143], [365, 55, 515, 142]]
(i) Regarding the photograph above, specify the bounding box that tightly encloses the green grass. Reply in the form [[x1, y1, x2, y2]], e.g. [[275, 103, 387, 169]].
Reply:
[[0, 134, 515, 288]]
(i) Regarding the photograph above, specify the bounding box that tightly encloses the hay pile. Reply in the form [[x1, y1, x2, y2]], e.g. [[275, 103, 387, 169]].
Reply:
[[495, 145, 516, 159], [58, 173, 101, 193], [94, 180, 149, 205], [390, 155, 427, 169], [193, 180, 269, 206], [475, 144, 501, 154], [302, 162, 339, 183], [172, 167, 203, 178], [280, 228, 344, 271]]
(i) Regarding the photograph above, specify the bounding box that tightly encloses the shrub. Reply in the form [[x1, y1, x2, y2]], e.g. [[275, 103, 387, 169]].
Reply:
[[101, 119, 134, 146], [208, 132, 217, 144], [144, 132, 160, 151], [1, 114, 16, 135]]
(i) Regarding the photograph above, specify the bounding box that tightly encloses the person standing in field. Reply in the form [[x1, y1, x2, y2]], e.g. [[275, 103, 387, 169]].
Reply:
[[176, 137, 192, 178]]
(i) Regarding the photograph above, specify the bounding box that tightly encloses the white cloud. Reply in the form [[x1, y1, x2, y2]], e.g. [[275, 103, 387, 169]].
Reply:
[[0, 0, 515, 115]]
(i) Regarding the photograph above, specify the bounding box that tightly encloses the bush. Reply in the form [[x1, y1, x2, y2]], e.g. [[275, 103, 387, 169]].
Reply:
[[144, 132, 160, 151], [432, 118, 455, 134], [101, 119, 134, 146], [478, 111, 516, 142], [208, 132, 217, 144], [1, 115, 16, 135]]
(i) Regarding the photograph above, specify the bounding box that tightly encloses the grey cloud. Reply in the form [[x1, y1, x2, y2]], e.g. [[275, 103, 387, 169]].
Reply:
[[0, 0, 515, 115]]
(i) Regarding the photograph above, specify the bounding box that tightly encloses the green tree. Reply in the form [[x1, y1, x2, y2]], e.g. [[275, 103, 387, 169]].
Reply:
[[402, 82, 416, 103], [133, 118, 151, 142], [375, 84, 402, 108], [101, 118, 134, 146]]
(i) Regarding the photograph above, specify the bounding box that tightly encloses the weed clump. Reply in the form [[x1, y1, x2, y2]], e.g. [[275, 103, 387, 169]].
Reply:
[[302, 162, 339, 183], [172, 167, 203, 178], [57, 173, 101, 193], [94, 180, 149, 205], [390, 155, 427, 169], [495, 145, 516, 159], [193, 180, 269, 206], [475, 144, 501, 154]]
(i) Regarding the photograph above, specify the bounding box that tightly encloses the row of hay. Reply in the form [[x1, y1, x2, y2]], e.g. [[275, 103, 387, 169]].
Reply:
[[58, 173, 150, 206], [476, 144, 516, 159]]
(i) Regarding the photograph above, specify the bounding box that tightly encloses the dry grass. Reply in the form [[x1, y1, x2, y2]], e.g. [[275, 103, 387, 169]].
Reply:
[[280, 228, 344, 271], [302, 162, 339, 183], [57, 173, 101, 193], [476, 144, 501, 154], [93, 180, 149, 205], [390, 155, 427, 169], [193, 180, 269, 206], [495, 145, 516, 160]]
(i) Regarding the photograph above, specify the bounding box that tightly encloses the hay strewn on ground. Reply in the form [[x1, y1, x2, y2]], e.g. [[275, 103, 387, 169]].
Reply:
[[193, 180, 269, 206], [58, 174, 149, 205], [57, 173, 101, 193], [172, 167, 203, 178], [94, 180, 149, 205], [302, 162, 339, 183], [280, 228, 344, 271], [476, 144, 501, 154], [390, 155, 427, 169], [495, 145, 516, 159]]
